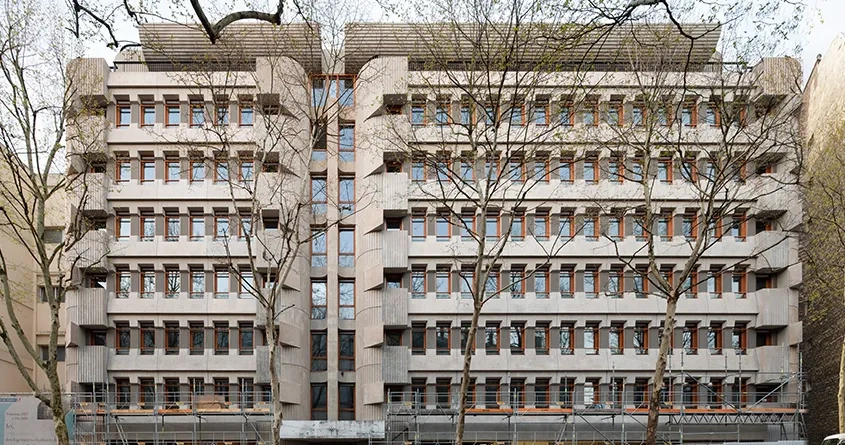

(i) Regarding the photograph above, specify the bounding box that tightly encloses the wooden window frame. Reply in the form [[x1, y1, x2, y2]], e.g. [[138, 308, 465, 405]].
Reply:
[[509, 323, 525, 354], [510, 213, 525, 241], [585, 324, 599, 354], [584, 268, 598, 298], [560, 157, 574, 182], [683, 323, 699, 355], [634, 323, 649, 355], [560, 103, 574, 127], [190, 159, 205, 182], [608, 269, 623, 298], [509, 102, 526, 126], [239, 103, 254, 126], [732, 213, 747, 241], [411, 269, 426, 299], [534, 102, 550, 126], [658, 213, 673, 241], [610, 324, 624, 354], [190, 103, 204, 127], [214, 269, 229, 299], [608, 101, 624, 126], [534, 269, 549, 298], [435, 100, 451, 126], [535, 323, 550, 354], [435, 269, 451, 299], [560, 213, 575, 238], [140, 322, 155, 355], [732, 270, 747, 298], [657, 158, 673, 182], [339, 331, 355, 370], [214, 378, 230, 402], [214, 322, 229, 355], [165, 322, 180, 355], [140, 216, 155, 242], [411, 323, 427, 355], [533, 213, 549, 241], [682, 101, 697, 127], [681, 157, 698, 182], [583, 102, 599, 127], [339, 280, 355, 320], [311, 280, 327, 319], [139, 159, 155, 183], [338, 123, 356, 161], [708, 270, 723, 298], [164, 159, 180, 183], [213, 159, 229, 183], [140, 270, 155, 299], [485, 213, 501, 240], [116, 104, 131, 127], [239, 322, 254, 355], [338, 383, 356, 419], [411, 99, 426, 126], [311, 228, 327, 267], [559, 268, 574, 298], [165, 103, 180, 127], [189, 322, 204, 354], [116, 216, 130, 241], [435, 214, 451, 241], [115, 322, 130, 355], [583, 158, 599, 183], [560, 324, 574, 354], [435, 323, 451, 355], [584, 215, 598, 241], [632, 103, 646, 127], [485, 323, 501, 354], [310, 331, 327, 371]]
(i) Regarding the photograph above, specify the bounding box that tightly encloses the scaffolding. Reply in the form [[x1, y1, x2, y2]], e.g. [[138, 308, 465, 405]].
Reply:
[[384, 371, 807, 445], [70, 390, 274, 445]]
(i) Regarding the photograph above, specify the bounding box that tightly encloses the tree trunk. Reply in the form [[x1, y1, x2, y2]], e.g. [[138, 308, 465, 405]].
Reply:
[[47, 365, 70, 445], [645, 296, 679, 445], [454, 304, 481, 445], [839, 335, 845, 433], [267, 306, 283, 445]]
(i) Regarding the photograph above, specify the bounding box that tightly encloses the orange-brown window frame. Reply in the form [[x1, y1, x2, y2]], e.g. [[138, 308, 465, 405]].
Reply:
[[411, 323, 427, 355], [657, 158, 673, 182], [239, 322, 254, 355], [116, 104, 131, 127], [610, 323, 624, 354], [140, 103, 155, 127], [116, 322, 130, 354], [165, 103, 179, 127], [239, 103, 254, 126], [435, 323, 451, 355], [165, 322, 179, 354]]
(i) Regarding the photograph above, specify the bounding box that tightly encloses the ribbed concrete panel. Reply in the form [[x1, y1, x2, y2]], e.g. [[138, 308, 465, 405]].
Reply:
[[68, 288, 108, 328], [71, 173, 107, 214], [139, 24, 322, 73], [66, 115, 108, 154], [752, 57, 801, 98], [356, 345, 383, 419], [75, 345, 108, 383], [383, 288, 409, 327], [357, 175, 383, 235], [355, 56, 408, 121], [755, 289, 790, 328], [756, 231, 791, 271], [344, 23, 721, 74], [756, 345, 789, 375], [382, 346, 409, 384], [382, 173, 409, 211], [67, 58, 109, 104], [71, 229, 108, 269], [382, 230, 408, 270]]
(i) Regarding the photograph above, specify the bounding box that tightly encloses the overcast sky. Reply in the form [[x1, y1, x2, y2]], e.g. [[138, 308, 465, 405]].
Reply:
[[84, 0, 844, 87]]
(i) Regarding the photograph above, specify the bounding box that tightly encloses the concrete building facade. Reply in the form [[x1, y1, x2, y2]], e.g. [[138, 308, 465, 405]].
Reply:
[[63, 22, 805, 444]]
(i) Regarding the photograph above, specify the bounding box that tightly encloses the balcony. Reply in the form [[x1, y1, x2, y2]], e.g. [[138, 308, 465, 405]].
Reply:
[[382, 346, 409, 384], [383, 230, 409, 271], [756, 345, 789, 375], [67, 287, 107, 328], [382, 173, 409, 212], [755, 231, 792, 272], [755, 288, 791, 328], [69, 345, 108, 383], [72, 173, 108, 214], [256, 287, 299, 327], [67, 114, 108, 154], [67, 58, 109, 105], [71, 229, 109, 270], [383, 288, 409, 327]]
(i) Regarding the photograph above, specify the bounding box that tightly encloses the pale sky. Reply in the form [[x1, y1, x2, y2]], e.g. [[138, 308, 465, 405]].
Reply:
[[84, 0, 845, 87]]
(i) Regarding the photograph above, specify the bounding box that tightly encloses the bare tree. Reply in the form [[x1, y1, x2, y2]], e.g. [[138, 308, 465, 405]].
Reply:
[[0, 1, 108, 445]]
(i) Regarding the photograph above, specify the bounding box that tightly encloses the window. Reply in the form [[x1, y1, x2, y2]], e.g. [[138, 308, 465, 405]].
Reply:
[[630, 160, 644, 181], [164, 322, 179, 355], [584, 268, 597, 298], [583, 159, 598, 183], [585, 324, 598, 354], [509, 378, 526, 408], [214, 269, 229, 299], [339, 280, 355, 319], [510, 213, 525, 241], [435, 100, 450, 125], [436, 269, 450, 299], [657, 159, 672, 182], [559, 378, 575, 408], [436, 214, 451, 241], [634, 323, 649, 355], [460, 102, 471, 125], [705, 104, 720, 126], [485, 158, 499, 180], [411, 99, 425, 126], [117, 270, 130, 298], [584, 216, 598, 241], [311, 384, 328, 420], [166, 103, 180, 127], [339, 123, 355, 162], [485, 213, 499, 240], [436, 323, 451, 355], [732, 323, 747, 354], [311, 228, 327, 266], [485, 270, 500, 299], [583, 103, 597, 126], [508, 160, 524, 182], [165, 159, 180, 182], [732, 270, 747, 298], [560, 157, 573, 182], [460, 159, 474, 180], [535, 323, 549, 354], [632, 104, 645, 126], [460, 322, 474, 354], [165, 270, 180, 299], [534, 269, 549, 299], [116, 322, 130, 355], [116, 378, 131, 408], [682, 213, 697, 240], [140, 322, 155, 355], [708, 323, 723, 354], [386, 330, 403, 346], [584, 379, 599, 406], [239, 103, 253, 126], [214, 322, 229, 355], [190, 322, 204, 354], [633, 269, 648, 298], [608, 158, 623, 182], [681, 157, 697, 182], [190, 159, 205, 182], [731, 213, 747, 241], [684, 271, 698, 298], [559, 268, 573, 298], [191, 270, 204, 299], [339, 384, 355, 420], [435, 378, 451, 408], [116, 104, 130, 127], [411, 323, 426, 355], [139, 216, 154, 242], [311, 281, 327, 319], [560, 324, 574, 354], [435, 157, 450, 181], [707, 271, 722, 298], [311, 331, 327, 371], [509, 323, 524, 354], [214, 104, 229, 126], [411, 378, 427, 408], [657, 105, 671, 126], [607, 102, 623, 126], [682, 102, 696, 127], [311, 177, 327, 214], [683, 323, 698, 355], [115, 158, 131, 183], [191, 103, 204, 126], [534, 213, 549, 240], [411, 213, 425, 241], [141, 103, 155, 127], [140, 378, 155, 408], [484, 378, 500, 408], [657, 213, 672, 241], [239, 322, 254, 355], [609, 324, 623, 354], [559, 213, 574, 239], [534, 102, 549, 126], [608, 269, 623, 298], [510, 268, 524, 299], [339, 331, 355, 370], [485, 323, 500, 354], [460, 214, 476, 240], [509, 102, 525, 126], [238, 158, 254, 182], [411, 269, 426, 299], [339, 228, 355, 267], [411, 159, 425, 182], [141, 270, 155, 299], [214, 378, 230, 403], [189, 215, 204, 241], [560, 104, 573, 127]]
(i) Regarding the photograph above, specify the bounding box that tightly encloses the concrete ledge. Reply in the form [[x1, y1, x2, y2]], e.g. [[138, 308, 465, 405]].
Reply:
[[279, 420, 385, 439]]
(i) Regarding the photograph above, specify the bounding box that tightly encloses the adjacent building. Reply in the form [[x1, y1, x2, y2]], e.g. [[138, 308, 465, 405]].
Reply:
[[62, 22, 805, 445]]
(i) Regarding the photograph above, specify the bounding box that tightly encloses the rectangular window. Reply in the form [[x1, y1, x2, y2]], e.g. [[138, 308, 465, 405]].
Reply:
[[139, 378, 155, 408], [560, 324, 574, 355], [339, 384, 355, 420], [311, 331, 327, 371], [214, 270, 229, 299], [509, 103, 525, 126], [311, 383, 328, 420], [559, 268, 573, 298], [560, 104, 573, 127], [411, 323, 426, 355], [436, 214, 450, 241], [585, 324, 599, 354], [533, 213, 549, 240], [534, 102, 549, 126], [608, 269, 623, 298], [510, 269, 524, 299], [311, 177, 327, 214], [731, 214, 747, 241], [190, 322, 204, 354], [336, 228, 355, 267], [559, 378, 575, 408], [166, 104, 180, 127], [411, 214, 425, 241], [116, 378, 131, 408], [559, 213, 574, 238], [607, 102, 623, 126], [683, 324, 699, 355], [191, 104, 204, 126], [239, 103, 253, 126], [584, 269, 597, 298], [239, 322, 254, 355], [141, 270, 155, 299], [634, 323, 649, 355], [608, 159, 623, 182], [708, 324, 723, 354], [658, 213, 672, 241], [215, 104, 229, 125], [140, 159, 155, 183], [311, 281, 327, 319], [459, 159, 474, 181], [510, 214, 524, 241], [460, 102, 471, 125], [534, 269, 549, 299], [116, 322, 130, 355], [191, 160, 205, 181], [163, 159, 180, 183], [610, 324, 623, 354], [584, 216, 598, 241], [509, 323, 525, 354], [583, 159, 598, 183], [608, 216, 623, 240], [164, 322, 179, 355], [214, 378, 230, 402], [140, 322, 155, 355], [411, 100, 425, 126], [732, 323, 747, 354], [707, 271, 722, 298], [190, 270, 204, 299], [338, 123, 355, 162], [435, 101, 450, 125], [632, 104, 645, 126], [682, 103, 696, 127], [732, 270, 747, 298], [485, 214, 499, 240], [339, 331, 355, 370], [411, 159, 425, 182], [189, 215, 204, 241], [411, 269, 426, 299], [116, 104, 130, 127], [165, 269, 180, 298], [141, 104, 155, 127], [560, 158, 573, 182], [115, 158, 131, 183], [485, 323, 500, 354], [214, 322, 229, 355], [311, 228, 327, 266], [436, 323, 450, 355], [657, 159, 672, 182], [140, 216, 155, 242], [460, 322, 474, 354], [535, 324, 549, 354], [339, 281, 355, 319], [115, 215, 131, 242], [460, 214, 475, 240], [436, 269, 450, 299], [485, 379, 500, 408], [485, 271, 500, 299]]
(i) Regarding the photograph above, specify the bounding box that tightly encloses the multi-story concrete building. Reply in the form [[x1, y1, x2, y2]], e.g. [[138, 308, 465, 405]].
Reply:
[[64, 22, 805, 444]]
